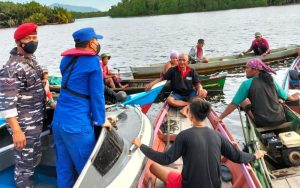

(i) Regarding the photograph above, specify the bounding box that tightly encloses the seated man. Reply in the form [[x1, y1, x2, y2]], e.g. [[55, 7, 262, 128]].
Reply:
[[162, 50, 179, 75], [188, 39, 208, 64], [218, 58, 299, 127], [100, 53, 128, 89], [42, 69, 56, 109], [145, 53, 207, 116], [241, 32, 271, 57]]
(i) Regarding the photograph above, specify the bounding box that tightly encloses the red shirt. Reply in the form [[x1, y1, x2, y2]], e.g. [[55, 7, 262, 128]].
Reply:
[[251, 38, 270, 49], [196, 47, 203, 59], [101, 62, 111, 79]]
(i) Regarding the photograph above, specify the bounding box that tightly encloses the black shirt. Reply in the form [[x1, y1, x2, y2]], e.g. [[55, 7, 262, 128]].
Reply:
[[249, 77, 286, 127], [163, 66, 199, 96], [140, 127, 256, 188]]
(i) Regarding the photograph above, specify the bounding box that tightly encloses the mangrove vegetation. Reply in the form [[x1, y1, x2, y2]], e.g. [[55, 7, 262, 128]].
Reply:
[[108, 0, 300, 17]]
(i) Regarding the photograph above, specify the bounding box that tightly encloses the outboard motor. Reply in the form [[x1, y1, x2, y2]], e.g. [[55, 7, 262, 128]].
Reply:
[[279, 131, 300, 166]]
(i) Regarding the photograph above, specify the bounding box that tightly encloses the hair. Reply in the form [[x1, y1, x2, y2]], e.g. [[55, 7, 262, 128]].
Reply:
[[258, 70, 275, 87], [189, 99, 211, 121], [75, 40, 89, 48]]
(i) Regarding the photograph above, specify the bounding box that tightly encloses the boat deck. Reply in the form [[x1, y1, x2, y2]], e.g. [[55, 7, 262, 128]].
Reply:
[[156, 107, 232, 188], [271, 166, 300, 188]]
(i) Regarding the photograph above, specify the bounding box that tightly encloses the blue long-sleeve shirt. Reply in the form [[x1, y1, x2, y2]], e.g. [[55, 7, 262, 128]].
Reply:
[[53, 54, 105, 127]]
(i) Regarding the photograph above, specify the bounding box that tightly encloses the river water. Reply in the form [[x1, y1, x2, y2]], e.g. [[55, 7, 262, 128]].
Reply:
[[0, 4, 300, 144]]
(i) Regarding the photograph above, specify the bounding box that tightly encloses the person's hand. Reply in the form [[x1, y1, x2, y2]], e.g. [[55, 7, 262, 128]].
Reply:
[[197, 89, 207, 98], [278, 98, 284, 104], [132, 138, 141, 148], [102, 118, 112, 131], [214, 116, 222, 124], [254, 150, 267, 159], [145, 83, 153, 91], [262, 53, 267, 57], [239, 52, 245, 56], [13, 130, 26, 150]]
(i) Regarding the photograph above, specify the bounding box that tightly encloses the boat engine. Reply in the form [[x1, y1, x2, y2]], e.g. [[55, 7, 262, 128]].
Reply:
[[261, 131, 300, 167], [279, 131, 300, 167]]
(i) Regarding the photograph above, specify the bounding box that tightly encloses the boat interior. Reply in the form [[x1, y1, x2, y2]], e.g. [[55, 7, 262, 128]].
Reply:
[[247, 107, 300, 184], [0, 105, 148, 188]]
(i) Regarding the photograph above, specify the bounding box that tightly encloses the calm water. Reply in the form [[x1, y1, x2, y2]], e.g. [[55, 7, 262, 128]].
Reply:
[[0, 5, 300, 144]]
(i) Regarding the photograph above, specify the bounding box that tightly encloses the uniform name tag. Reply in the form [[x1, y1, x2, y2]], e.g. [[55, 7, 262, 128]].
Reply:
[[186, 77, 192, 80]]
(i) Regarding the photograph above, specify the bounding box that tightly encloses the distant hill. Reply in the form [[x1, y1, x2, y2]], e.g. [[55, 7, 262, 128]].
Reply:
[[50, 3, 99, 13]]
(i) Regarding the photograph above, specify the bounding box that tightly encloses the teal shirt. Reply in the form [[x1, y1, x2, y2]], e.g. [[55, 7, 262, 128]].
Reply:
[[232, 77, 288, 105]]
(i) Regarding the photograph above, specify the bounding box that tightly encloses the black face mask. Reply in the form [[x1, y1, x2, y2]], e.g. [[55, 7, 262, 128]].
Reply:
[[20, 41, 38, 54], [96, 44, 101, 55]]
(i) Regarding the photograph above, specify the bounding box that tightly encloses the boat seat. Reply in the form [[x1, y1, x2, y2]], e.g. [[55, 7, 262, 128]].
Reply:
[[256, 121, 292, 133]]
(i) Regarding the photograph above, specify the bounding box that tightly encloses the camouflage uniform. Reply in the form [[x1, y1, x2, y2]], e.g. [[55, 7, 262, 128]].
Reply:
[[0, 48, 45, 188]]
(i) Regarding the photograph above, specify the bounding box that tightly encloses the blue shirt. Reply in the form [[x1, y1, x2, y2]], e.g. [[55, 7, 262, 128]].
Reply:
[[232, 77, 288, 105], [53, 55, 105, 127]]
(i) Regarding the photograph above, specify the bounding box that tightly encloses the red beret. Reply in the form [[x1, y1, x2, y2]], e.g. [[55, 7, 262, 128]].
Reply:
[[14, 23, 38, 40]]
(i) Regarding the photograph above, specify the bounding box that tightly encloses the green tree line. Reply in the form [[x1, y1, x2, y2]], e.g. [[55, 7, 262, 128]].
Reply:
[[0, 1, 74, 28], [108, 0, 300, 17], [71, 11, 108, 19]]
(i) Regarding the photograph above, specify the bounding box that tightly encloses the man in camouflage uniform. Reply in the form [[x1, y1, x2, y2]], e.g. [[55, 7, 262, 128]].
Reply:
[[0, 23, 45, 188]]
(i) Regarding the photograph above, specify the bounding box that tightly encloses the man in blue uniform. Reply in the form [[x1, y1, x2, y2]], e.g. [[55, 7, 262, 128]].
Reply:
[[52, 27, 111, 188], [0, 23, 45, 188]]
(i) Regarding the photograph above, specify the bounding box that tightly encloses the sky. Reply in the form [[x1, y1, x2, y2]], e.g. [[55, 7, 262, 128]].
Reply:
[[0, 0, 121, 11]]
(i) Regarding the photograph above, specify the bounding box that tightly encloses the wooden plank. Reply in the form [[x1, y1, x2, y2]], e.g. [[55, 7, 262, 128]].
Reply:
[[272, 179, 290, 188], [286, 176, 300, 187]]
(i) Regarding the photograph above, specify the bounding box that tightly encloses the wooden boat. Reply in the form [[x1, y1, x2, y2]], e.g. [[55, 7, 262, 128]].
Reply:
[[138, 101, 262, 188], [0, 105, 153, 188], [131, 45, 300, 79], [123, 80, 167, 113], [282, 56, 300, 113], [243, 105, 300, 188], [51, 80, 167, 114], [49, 72, 227, 95], [0, 118, 4, 129]]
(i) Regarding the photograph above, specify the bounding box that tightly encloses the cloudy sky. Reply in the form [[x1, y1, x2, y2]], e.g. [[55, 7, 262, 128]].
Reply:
[[0, 0, 121, 11]]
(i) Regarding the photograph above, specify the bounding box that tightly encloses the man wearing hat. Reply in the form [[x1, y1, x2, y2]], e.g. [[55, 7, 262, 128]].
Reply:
[[218, 58, 299, 127], [189, 39, 208, 64], [52, 27, 112, 187], [0, 22, 45, 187], [100, 53, 128, 89], [241, 32, 271, 57]]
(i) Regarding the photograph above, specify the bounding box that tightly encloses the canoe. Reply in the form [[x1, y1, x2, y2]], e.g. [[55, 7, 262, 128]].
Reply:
[[244, 105, 300, 188], [131, 45, 300, 79], [138, 101, 262, 188], [51, 80, 167, 114], [123, 80, 167, 113], [282, 56, 300, 113], [0, 118, 5, 129], [49, 72, 227, 95], [0, 105, 153, 188]]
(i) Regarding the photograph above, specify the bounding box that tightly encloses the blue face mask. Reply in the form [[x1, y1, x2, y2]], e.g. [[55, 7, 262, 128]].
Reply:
[[21, 41, 38, 54]]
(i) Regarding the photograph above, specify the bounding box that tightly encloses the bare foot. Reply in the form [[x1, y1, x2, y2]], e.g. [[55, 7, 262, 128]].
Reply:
[[180, 105, 189, 117], [119, 84, 129, 89]]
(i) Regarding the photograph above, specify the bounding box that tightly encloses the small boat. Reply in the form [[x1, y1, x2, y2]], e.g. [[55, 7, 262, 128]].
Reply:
[[138, 101, 262, 188], [0, 105, 153, 188], [74, 105, 153, 187], [131, 45, 300, 79], [282, 56, 300, 113], [243, 105, 300, 188], [0, 118, 5, 128], [51, 80, 167, 114], [123, 80, 167, 113], [49, 72, 227, 95]]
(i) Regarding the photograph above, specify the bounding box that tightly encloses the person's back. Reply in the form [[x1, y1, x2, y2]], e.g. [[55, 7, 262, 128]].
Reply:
[[248, 77, 286, 127], [54, 55, 101, 125], [179, 127, 222, 187]]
